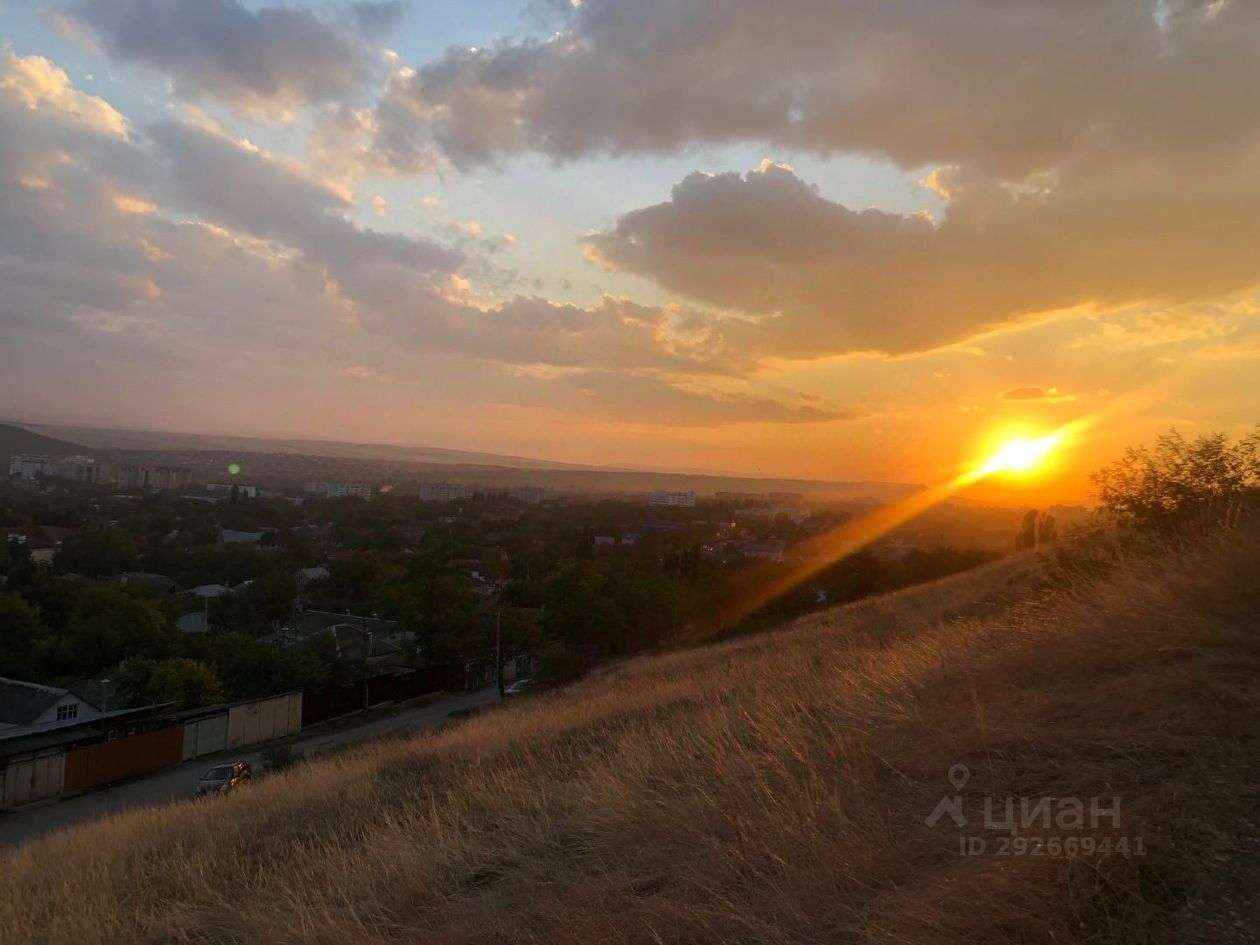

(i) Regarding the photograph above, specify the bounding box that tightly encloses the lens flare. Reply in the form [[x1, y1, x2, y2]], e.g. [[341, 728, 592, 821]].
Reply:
[[711, 417, 1091, 635], [978, 433, 1062, 476]]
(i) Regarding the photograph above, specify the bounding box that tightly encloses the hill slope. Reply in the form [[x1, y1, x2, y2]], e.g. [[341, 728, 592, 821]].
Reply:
[[15, 421, 920, 499], [3, 529, 1259, 944], [0, 423, 89, 463]]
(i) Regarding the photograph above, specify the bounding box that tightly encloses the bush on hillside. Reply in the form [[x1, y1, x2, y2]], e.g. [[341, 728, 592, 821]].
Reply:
[[1091, 426, 1260, 531]]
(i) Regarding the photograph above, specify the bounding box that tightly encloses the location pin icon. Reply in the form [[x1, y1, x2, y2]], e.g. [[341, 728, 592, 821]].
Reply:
[[948, 764, 970, 791]]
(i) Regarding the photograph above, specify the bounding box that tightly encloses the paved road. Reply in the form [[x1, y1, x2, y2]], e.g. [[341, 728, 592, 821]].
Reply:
[[0, 687, 500, 851]]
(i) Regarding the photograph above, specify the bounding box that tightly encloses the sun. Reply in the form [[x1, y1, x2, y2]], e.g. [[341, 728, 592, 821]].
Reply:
[[979, 433, 1063, 477]]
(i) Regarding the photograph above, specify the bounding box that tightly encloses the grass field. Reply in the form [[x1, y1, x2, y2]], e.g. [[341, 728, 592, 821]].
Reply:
[[3, 525, 1259, 945]]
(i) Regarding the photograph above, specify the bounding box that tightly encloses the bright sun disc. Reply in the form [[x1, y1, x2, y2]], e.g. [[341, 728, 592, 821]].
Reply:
[[981, 434, 1061, 475]]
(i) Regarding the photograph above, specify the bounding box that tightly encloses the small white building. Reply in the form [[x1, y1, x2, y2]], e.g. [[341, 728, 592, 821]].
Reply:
[[0, 678, 102, 732]]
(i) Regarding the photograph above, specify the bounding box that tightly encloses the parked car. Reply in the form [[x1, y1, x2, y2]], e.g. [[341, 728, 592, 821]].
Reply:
[[503, 678, 535, 697], [195, 761, 252, 798]]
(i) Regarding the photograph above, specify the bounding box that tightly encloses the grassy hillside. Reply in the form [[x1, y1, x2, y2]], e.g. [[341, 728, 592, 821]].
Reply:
[[3, 527, 1259, 944]]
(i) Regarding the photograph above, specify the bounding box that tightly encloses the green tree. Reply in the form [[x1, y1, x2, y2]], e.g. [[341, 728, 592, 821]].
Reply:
[[0, 591, 47, 679], [1037, 513, 1057, 545], [115, 657, 224, 710], [50, 584, 170, 676], [1092, 428, 1260, 530], [54, 527, 140, 577], [542, 561, 624, 654], [1016, 509, 1039, 549]]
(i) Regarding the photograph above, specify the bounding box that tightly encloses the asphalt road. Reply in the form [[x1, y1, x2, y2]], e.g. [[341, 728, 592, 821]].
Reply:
[[0, 687, 500, 851]]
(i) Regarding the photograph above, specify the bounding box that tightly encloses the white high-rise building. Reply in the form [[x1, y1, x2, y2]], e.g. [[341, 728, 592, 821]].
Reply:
[[648, 490, 697, 508], [7, 455, 52, 479], [305, 481, 373, 500], [418, 482, 466, 503]]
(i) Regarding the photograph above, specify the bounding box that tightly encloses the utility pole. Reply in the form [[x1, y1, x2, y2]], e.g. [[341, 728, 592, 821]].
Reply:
[[495, 605, 504, 699], [361, 615, 371, 711]]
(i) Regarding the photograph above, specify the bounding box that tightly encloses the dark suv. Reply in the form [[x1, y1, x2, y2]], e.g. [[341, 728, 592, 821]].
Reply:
[[195, 761, 252, 798]]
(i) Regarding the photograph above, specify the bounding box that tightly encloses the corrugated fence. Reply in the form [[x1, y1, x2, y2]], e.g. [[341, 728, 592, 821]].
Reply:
[[63, 726, 184, 795]]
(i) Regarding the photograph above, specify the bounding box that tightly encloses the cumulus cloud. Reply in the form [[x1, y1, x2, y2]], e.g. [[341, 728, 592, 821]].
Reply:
[[999, 387, 1053, 401], [363, 0, 1260, 359], [0, 50, 126, 137], [62, 0, 375, 114], [999, 387, 1075, 403], [0, 52, 828, 430], [147, 119, 463, 274], [369, 0, 1193, 172], [585, 157, 1260, 356]]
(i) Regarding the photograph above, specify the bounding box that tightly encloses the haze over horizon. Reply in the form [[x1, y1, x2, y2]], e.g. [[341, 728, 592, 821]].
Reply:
[[4, 1, 1260, 505]]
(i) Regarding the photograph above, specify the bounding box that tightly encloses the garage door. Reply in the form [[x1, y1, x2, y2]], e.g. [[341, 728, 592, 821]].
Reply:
[[182, 714, 229, 760], [1, 749, 66, 809]]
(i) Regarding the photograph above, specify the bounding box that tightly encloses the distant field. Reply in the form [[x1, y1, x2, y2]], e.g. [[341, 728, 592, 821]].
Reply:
[[3, 526, 1258, 944]]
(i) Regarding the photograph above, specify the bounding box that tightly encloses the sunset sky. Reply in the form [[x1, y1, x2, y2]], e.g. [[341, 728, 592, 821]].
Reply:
[[2, 0, 1259, 502]]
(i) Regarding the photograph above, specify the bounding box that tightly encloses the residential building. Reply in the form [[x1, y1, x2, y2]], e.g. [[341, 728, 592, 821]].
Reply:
[[0, 677, 102, 731], [151, 466, 194, 490], [418, 482, 466, 503], [222, 529, 265, 545], [7, 455, 51, 479], [188, 583, 230, 599], [176, 612, 208, 635], [715, 491, 763, 504], [768, 492, 806, 506], [0, 525, 72, 564], [119, 572, 178, 595], [116, 465, 192, 490], [296, 566, 330, 587], [516, 486, 547, 505], [268, 611, 404, 665], [649, 490, 697, 508], [53, 456, 106, 484], [206, 482, 258, 498], [305, 481, 373, 500], [739, 539, 788, 562]]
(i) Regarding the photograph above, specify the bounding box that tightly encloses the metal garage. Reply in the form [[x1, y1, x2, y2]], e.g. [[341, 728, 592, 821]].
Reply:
[[0, 748, 66, 810], [181, 712, 229, 760], [226, 692, 302, 749]]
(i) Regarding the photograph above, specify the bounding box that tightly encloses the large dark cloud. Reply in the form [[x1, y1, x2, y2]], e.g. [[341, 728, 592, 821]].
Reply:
[[147, 120, 463, 274], [585, 156, 1260, 356], [371, 0, 1187, 173], [361, 0, 1260, 357], [63, 0, 374, 113], [349, 1, 408, 38]]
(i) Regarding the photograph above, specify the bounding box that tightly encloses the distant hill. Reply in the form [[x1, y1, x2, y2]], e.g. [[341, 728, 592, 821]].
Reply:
[[0, 423, 89, 463], [19, 423, 607, 472], [14, 421, 920, 500]]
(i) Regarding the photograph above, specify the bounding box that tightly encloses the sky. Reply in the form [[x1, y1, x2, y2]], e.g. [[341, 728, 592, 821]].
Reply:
[[2, 0, 1259, 503]]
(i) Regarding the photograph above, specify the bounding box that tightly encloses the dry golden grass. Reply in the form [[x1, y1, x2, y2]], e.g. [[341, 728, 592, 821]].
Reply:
[[3, 528, 1260, 945]]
